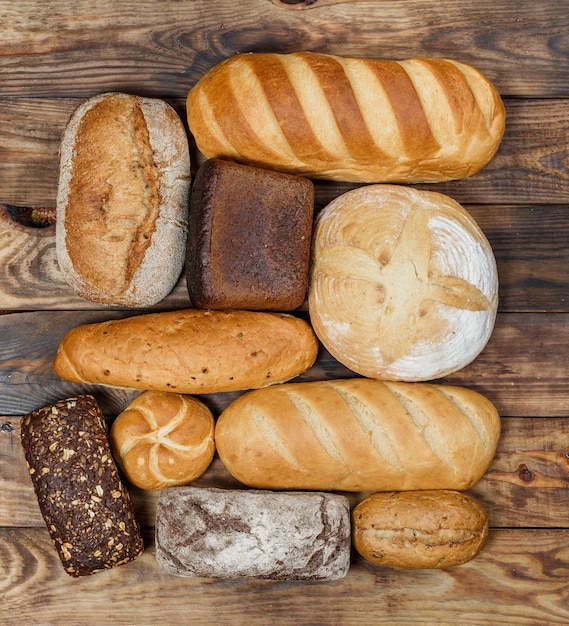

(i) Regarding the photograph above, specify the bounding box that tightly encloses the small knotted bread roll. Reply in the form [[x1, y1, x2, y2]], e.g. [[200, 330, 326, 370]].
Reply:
[[110, 391, 215, 490], [308, 184, 499, 381]]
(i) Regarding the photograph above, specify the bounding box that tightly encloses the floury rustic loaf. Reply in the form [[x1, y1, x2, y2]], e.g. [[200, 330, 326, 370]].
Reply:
[[215, 378, 501, 492], [155, 487, 351, 580], [352, 490, 489, 569], [56, 92, 191, 306], [186, 52, 505, 183], [110, 391, 215, 490], [53, 309, 319, 394], [308, 184, 499, 381]]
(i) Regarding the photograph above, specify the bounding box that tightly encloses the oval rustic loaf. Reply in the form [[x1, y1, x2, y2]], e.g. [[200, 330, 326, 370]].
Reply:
[[53, 309, 319, 394], [187, 52, 505, 183], [215, 378, 501, 492], [352, 490, 489, 569], [56, 92, 191, 306]]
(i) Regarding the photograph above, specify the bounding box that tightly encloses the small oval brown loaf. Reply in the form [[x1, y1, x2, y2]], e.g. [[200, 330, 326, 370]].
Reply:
[[56, 92, 191, 306], [53, 309, 319, 394], [187, 52, 505, 183], [215, 378, 501, 492], [110, 391, 215, 490], [352, 490, 489, 569], [308, 184, 499, 382]]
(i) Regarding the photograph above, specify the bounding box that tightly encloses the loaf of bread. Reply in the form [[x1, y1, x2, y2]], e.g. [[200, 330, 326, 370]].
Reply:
[[109, 391, 215, 490], [20, 395, 144, 577], [187, 52, 505, 183], [186, 158, 314, 310], [56, 92, 191, 306], [155, 487, 351, 580], [215, 378, 501, 492], [308, 184, 499, 381], [53, 309, 319, 394], [352, 490, 489, 569]]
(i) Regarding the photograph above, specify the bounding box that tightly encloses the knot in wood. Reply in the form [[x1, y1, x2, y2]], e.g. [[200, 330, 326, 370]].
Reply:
[[518, 463, 534, 483]]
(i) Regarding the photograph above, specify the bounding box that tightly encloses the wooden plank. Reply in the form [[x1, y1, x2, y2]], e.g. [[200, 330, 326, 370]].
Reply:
[[0, 2, 567, 622], [1, 96, 569, 207], [0, 204, 192, 311], [2, 527, 569, 625], [471, 205, 569, 313], [2, 202, 569, 313], [1, 309, 569, 417], [2, 411, 569, 529], [0, 1, 567, 98]]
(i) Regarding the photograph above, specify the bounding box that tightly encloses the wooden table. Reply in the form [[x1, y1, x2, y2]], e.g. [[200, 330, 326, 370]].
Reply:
[[1, 1, 569, 623]]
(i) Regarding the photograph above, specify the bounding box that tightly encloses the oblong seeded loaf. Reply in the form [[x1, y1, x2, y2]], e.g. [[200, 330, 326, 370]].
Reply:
[[20, 395, 144, 577], [215, 378, 501, 492]]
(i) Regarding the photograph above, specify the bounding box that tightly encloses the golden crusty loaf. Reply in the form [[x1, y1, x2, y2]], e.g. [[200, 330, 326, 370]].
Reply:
[[187, 52, 505, 183], [215, 378, 500, 492], [53, 309, 319, 394], [56, 92, 191, 306], [110, 391, 215, 490], [308, 184, 499, 382], [352, 490, 489, 569]]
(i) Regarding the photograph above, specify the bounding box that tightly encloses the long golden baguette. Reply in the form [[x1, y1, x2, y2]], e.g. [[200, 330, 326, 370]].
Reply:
[[187, 52, 506, 183], [215, 378, 501, 492], [53, 309, 319, 394]]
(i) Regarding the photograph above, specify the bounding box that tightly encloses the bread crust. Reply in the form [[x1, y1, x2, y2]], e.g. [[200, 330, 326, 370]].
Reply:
[[20, 395, 144, 576], [155, 487, 351, 580], [187, 52, 505, 183], [352, 490, 489, 569], [56, 92, 191, 306], [308, 184, 499, 381], [186, 158, 314, 310], [215, 378, 501, 492], [53, 309, 319, 394], [110, 391, 216, 490]]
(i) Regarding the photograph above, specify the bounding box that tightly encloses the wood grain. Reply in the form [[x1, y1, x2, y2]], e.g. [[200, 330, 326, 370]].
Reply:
[[2, 1, 569, 623], [2, 97, 569, 207], [1, 309, 569, 417], [2, 202, 569, 313], [3, 412, 569, 530], [270, 0, 358, 8], [2, 528, 569, 626], [0, 1, 568, 98]]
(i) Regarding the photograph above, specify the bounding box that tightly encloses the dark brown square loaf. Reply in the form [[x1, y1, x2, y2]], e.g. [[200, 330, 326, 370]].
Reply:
[[186, 158, 314, 310], [20, 395, 144, 577]]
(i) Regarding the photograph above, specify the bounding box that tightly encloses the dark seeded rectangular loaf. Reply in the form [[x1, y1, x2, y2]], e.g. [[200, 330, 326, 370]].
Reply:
[[20, 395, 144, 577], [155, 486, 351, 580]]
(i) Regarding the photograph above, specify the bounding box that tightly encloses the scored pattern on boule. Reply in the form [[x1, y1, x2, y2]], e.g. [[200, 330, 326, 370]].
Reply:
[[313, 202, 491, 364]]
